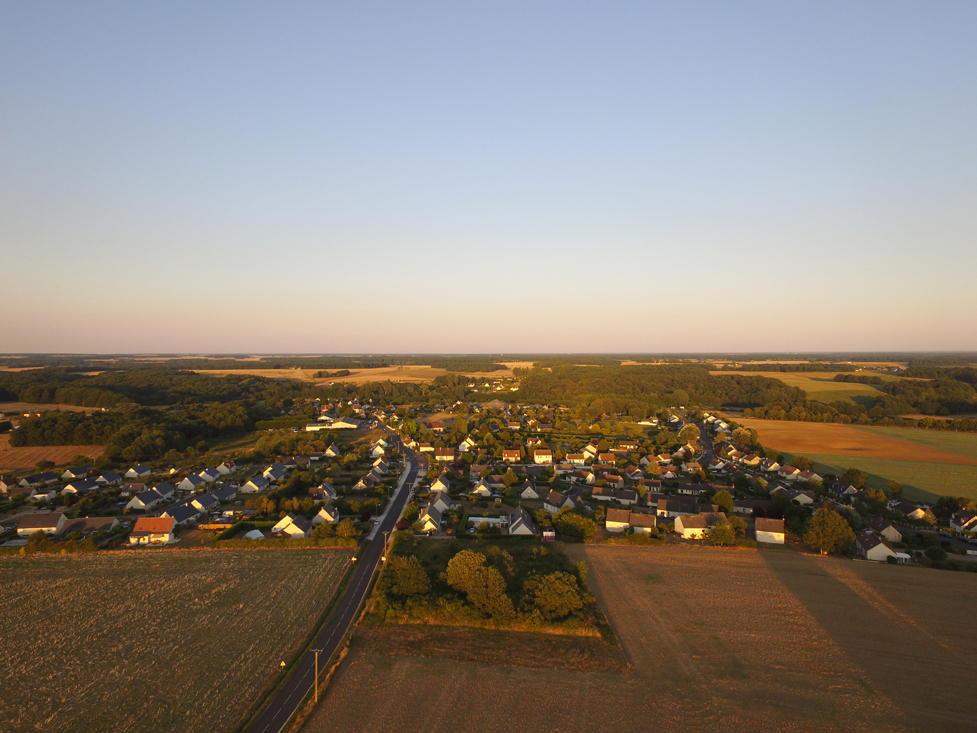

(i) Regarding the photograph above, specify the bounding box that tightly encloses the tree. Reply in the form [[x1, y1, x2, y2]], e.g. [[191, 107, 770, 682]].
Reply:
[[336, 518, 358, 538], [712, 489, 734, 514], [804, 504, 855, 555], [679, 424, 700, 444], [526, 571, 583, 620], [709, 521, 735, 546], [386, 555, 430, 596], [466, 566, 514, 618], [925, 545, 947, 562], [843, 468, 867, 489], [886, 480, 903, 497], [553, 508, 597, 542], [728, 515, 748, 539], [791, 456, 812, 471], [502, 469, 519, 488], [445, 550, 488, 594], [311, 522, 336, 539], [35, 460, 55, 471], [933, 496, 963, 519]]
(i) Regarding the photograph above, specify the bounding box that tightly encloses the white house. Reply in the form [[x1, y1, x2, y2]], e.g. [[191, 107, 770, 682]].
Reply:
[[313, 504, 340, 525], [17, 513, 67, 537], [430, 491, 451, 513], [324, 444, 340, 458], [507, 506, 537, 536], [431, 475, 451, 494], [178, 475, 206, 493], [471, 479, 493, 498], [126, 464, 151, 479], [517, 480, 539, 500], [128, 516, 176, 544], [674, 512, 728, 539], [61, 466, 90, 480], [241, 476, 270, 493], [605, 508, 631, 533], [126, 490, 161, 512], [198, 467, 222, 483], [544, 491, 574, 514], [533, 449, 553, 465], [856, 530, 897, 562], [271, 513, 312, 538], [417, 503, 442, 533], [755, 517, 785, 544]]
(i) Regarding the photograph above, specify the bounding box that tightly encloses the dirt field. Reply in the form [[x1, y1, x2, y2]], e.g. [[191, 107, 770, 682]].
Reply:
[[0, 549, 353, 733], [195, 363, 524, 385], [0, 434, 104, 471], [739, 418, 977, 465], [302, 546, 977, 731]]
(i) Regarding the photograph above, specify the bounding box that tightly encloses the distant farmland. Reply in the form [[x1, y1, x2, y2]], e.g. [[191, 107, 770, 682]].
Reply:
[[0, 549, 352, 733], [0, 434, 103, 471], [712, 371, 889, 406], [303, 547, 977, 731]]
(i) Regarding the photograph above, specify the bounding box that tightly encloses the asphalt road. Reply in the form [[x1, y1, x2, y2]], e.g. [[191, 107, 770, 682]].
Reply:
[[246, 425, 421, 733]]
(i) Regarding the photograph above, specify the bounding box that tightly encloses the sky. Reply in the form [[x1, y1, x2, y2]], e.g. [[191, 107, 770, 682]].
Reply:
[[1, 1, 976, 354]]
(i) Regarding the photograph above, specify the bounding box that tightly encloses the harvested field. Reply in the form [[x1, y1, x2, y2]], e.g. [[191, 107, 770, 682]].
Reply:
[[0, 548, 353, 733], [0, 434, 103, 471], [739, 418, 977, 465], [195, 364, 518, 385], [853, 425, 977, 462], [0, 402, 98, 414], [301, 546, 977, 732]]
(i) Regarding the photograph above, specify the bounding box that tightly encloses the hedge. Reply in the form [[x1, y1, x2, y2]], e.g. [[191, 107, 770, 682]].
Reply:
[[212, 537, 359, 549]]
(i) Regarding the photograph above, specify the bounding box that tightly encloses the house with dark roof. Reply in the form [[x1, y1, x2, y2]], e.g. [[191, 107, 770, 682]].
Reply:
[[674, 512, 728, 539], [125, 464, 151, 479], [61, 466, 91, 480], [517, 480, 539, 500], [126, 490, 161, 512], [61, 478, 99, 496], [869, 517, 902, 543], [508, 506, 537, 536], [163, 503, 201, 525], [855, 530, 897, 562], [17, 513, 67, 537], [59, 516, 120, 537], [544, 491, 574, 514], [755, 517, 785, 544]]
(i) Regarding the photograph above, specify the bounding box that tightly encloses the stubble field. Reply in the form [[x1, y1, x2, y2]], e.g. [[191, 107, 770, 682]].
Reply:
[[302, 547, 977, 732], [195, 361, 530, 386], [0, 549, 353, 732], [0, 434, 104, 471]]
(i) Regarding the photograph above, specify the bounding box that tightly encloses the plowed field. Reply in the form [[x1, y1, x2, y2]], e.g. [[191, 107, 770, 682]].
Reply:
[[0, 434, 104, 470]]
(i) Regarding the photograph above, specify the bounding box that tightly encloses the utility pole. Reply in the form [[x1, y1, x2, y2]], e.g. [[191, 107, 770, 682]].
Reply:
[[312, 648, 323, 704], [382, 530, 390, 561]]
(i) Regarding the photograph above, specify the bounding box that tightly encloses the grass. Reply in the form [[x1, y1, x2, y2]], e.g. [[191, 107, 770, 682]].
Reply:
[[301, 546, 977, 732], [0, 549, 353, 733], [800, 453, 977, 503], [711, 371, 888, 406]]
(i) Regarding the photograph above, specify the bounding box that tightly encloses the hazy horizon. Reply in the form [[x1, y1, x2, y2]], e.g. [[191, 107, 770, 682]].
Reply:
[[3, 2, 976, 353]]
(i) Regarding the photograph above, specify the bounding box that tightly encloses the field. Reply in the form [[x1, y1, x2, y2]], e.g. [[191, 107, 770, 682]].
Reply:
[[738, 419, 977, 501], [711, 372, 890, 406], [302, 547, 977, 732], [0, 402, 99, 414], [0, 434, 104, 471], [0, 549, 353, 733]]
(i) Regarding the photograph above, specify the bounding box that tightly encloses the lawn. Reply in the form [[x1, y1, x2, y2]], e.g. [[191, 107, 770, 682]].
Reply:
[[302, 547, 977, 732], [0, 549, 353, 733], [800, 453, 977, 503]]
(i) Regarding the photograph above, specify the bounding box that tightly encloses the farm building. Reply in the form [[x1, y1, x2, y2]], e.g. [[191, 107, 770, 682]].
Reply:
[[755, 517, 785, 544]]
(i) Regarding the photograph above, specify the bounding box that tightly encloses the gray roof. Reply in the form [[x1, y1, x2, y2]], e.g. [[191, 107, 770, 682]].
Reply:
[[166, 504, 201, 523]]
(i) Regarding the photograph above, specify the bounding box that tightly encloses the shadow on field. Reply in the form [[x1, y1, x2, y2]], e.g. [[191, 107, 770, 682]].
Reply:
[[761, 551, 974, 732]]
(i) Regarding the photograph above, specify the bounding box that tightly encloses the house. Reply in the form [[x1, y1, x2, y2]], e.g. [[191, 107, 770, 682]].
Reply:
[[19, 471, 59, 488], [426, 420, 445, 433], [508, 506, 537, 536], [659, 468, 680, 480], [674, 512, 728, 540], [178, 475, 206, 493], [517, 480, 539, 500], [163, 503, 201, 525], [798, 471, 823, 483], [630, 512, 657, 534], [430, 491, 452, 513], [212, 485, 237, 503], [502, 450, 521, 463], [431, 475, 451, 494], [271, 513, 312, 538], [263, 465, 287, 483], [191, 493, 219, 513], [119, 482, 147, 497], [29, 486, 58, 502], [617, 440, 639, 453], [582, 445, 599, 459], [855, 530, 897, 562], [434, 448, 455, 462], [241, 476, 270, 493], [418, 443, 434, 453], [755, 517, 785, 544], [198, 467, 222, 483], [598, 452, 617, 464], [17, 513, 67, 537], [471, 479, 494, 498], [0, 476, 15, 494], [95, 471, 122, 486], [128, 516, 176, 544], [778, 465, 801, 481], [459, 437, 477, 453], [950, 510, 977, 533], [59, 516, 120, 537], [324, 444, 340, 458], [867, 517, 902, 543], [313, 504, 340, 525], [417, 503, 442, 533], [61, 478, 99, 496], [126, 464, 152, 479], [309, 482, 338, 501], [591, 487, 637, 505], [217, 461, 236, 475], [566, 453, 587, 465], [126, 490, 161, 512], [733, 499, 770, 516], [544, 491, 574, 514], [153, 482, 176, 500], [61, 466, 90, 480], [533, 449, 553, 465], [371, 445, 386, 458], [605, 508, 632, 533], [656, 496, 700, 518], [893, 501, 927, 521]]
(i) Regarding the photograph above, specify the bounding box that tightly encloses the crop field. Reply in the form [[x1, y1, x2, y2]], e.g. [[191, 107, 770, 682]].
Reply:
[[0, 434, 104, 471], [0, 402, 98, 414], [302, 547, 977, 732], [194, 364, 521, 385], [802, 454, 977, 502], [0, 548, 353, 733], [853, 425, 977, 462], [711, 371, 889, 406]]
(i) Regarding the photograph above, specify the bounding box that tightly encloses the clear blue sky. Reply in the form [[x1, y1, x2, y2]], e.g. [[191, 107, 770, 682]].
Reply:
[[2, 1, 975, 353]]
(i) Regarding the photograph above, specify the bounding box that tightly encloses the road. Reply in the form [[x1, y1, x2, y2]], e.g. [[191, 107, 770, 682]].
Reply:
[[246, 423, 421, 733]]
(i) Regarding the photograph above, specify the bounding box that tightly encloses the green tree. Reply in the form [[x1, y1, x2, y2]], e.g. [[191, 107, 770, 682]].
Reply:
[[526, 571, 583, 620], [925, 545, 947, 562], [311, 522, 336, 539], [553, 508, 597, 542], [843, 468, 867, 489], [679, 424, 700, 444], [336, 518, 358, 538], [445, 550, 488, 594], [804, 504, 856, 555], [791, 456, 812, 471], [728, 515, 748, 539], [886, 480, 903, 497], [709, 521, 735, 546], [712, 489, 734, 514], [386, 555, 430, 596], [502, 468, 519, 488], [466, 566, 514, 618]]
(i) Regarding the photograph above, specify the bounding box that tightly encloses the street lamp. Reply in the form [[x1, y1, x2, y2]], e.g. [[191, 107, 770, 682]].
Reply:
[[312, 648, 323, 704]]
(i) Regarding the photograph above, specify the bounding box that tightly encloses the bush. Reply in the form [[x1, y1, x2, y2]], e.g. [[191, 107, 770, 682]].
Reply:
[[925, 546, 947, 562]]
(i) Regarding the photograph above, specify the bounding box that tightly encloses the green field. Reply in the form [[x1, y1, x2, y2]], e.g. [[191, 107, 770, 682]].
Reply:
[[853, 426, 977, 462], [780, 376, 884, 407], [802, 453, 977, 503]]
